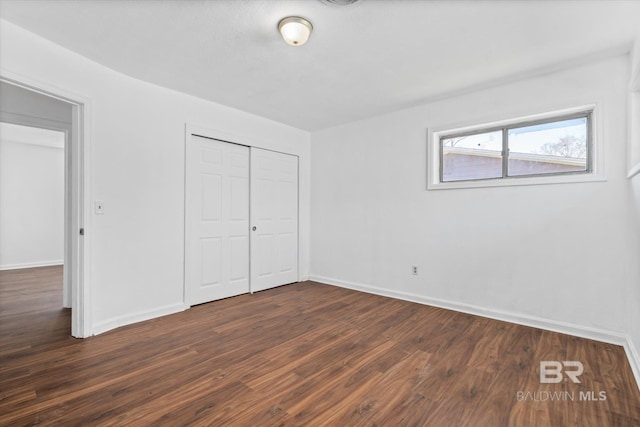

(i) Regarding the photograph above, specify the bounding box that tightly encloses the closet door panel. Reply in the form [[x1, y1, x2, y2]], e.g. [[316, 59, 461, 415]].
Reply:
[[186, 136, 250, 305], [250, 148, 298, 292]]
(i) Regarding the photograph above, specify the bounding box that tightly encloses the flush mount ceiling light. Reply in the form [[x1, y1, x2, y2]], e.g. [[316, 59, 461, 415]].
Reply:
[[278, 16, 313, 46], [321, 0, 361, 5]]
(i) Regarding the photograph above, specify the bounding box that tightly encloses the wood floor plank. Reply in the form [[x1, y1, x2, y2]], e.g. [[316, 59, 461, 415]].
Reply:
[[1, 266, 639, 425]]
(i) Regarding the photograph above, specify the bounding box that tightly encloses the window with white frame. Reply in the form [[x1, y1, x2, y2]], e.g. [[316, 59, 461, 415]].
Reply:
[[428, 107, 602, 190]]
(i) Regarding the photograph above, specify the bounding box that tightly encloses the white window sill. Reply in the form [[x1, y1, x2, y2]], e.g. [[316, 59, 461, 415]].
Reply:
[[427, 172, 606, 190]]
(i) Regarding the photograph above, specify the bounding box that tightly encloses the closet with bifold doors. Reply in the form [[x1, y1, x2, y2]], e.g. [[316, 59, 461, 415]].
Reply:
[[185, 134, 298, 305]]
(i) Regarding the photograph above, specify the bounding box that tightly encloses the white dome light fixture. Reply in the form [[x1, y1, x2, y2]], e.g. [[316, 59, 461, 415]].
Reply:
[[278, 16, 313, 46]]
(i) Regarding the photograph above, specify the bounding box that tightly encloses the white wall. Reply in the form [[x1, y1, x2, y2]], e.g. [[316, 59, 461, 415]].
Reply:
[[630, 175, 640, 381], [0, 20, 311, 334], [311, 55, 637, 339], [0, 124, 65, 269], [628, 37, 640, 383]]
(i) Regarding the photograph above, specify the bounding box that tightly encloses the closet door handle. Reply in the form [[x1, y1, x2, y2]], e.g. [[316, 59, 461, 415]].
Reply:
[[252, 226, 257, 231]]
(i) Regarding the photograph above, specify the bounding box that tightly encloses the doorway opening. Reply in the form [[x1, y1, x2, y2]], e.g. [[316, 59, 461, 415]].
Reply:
[[0, 79, 89, 337]]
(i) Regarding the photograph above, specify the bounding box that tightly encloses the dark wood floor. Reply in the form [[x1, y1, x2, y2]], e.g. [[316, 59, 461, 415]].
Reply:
[[1, 266, 639, 426]]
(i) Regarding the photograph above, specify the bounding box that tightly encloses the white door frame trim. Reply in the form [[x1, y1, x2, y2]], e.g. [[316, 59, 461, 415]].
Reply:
[[1, 70, 93, 338]]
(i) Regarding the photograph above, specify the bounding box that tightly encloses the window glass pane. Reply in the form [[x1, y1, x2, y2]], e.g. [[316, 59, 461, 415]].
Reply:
[[441, 131, 502, 182], [507, 117, 588, 177]]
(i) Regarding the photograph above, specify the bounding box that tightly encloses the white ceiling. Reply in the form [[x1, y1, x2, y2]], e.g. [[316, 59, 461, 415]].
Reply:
[[1, 0, 639, 131]]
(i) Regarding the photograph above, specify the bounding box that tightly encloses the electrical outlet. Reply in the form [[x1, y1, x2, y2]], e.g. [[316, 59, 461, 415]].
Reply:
[[412, 265, 418, 275]]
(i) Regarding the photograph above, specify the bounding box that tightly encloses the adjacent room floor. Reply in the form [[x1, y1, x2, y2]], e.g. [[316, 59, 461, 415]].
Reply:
[[1, 266, 639, 426]]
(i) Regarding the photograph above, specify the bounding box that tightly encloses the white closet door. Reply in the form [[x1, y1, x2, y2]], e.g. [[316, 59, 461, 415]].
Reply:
[[185, 136, 250, 305], [250, 148, 298, 292]]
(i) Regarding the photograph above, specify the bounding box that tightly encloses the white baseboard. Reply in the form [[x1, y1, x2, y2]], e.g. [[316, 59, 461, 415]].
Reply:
[[0, 260, 64, 270], [92, 302, 189, 336], [309, 274, 640, 391], [624, 337, 640, 392], [309, 275, 628, 345]]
